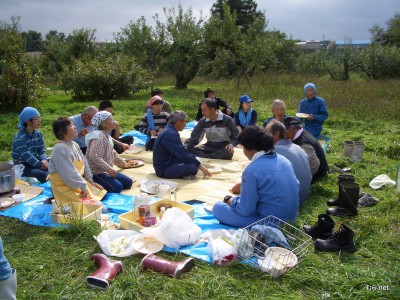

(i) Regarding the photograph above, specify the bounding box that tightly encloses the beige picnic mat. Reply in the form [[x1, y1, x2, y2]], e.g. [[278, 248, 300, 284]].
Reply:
[[17, 183, 44, 202], [119, 145, 247, 201]]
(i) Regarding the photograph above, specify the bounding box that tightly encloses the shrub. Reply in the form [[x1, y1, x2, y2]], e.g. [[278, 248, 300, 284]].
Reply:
[[0, 59, 50, 111], [60, 54, 151, 100]]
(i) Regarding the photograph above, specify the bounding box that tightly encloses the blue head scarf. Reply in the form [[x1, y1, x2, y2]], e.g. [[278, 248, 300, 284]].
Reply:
[[303, 83, 317, 98], [18, 107, 40, 129]]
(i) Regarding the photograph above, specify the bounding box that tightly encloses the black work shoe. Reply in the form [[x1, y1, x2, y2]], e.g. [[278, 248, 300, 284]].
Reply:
[[314, 224, 356, 253], [303, 214, 335, 239]]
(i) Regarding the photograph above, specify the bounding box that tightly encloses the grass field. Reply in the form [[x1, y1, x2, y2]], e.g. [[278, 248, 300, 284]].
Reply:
[[0, 74, 399, 299]]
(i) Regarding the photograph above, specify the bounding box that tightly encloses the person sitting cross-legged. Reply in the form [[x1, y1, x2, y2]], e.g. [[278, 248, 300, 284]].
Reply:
[[185, 99, 239, 160], [12, 107, 49, 183], [153, 111, 211, 179], [212, 126, 299, 228]]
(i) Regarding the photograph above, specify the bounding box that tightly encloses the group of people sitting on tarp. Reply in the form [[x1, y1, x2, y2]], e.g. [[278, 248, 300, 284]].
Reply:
[[10, 83, 328, 229]]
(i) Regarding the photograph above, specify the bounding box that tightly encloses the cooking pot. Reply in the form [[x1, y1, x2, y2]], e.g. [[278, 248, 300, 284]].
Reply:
[[0, 163, 15, 193]]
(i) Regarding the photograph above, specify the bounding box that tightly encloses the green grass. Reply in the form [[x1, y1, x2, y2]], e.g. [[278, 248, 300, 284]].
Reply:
[[1, 74, 399, 299]]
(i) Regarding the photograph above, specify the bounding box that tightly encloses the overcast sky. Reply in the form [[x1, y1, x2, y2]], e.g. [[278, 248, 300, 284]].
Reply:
[[0, 0, 399, 42]]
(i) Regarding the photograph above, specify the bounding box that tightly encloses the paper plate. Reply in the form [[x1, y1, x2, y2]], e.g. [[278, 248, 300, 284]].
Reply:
[[0, 199, 15, 208], [221, 161, 249, 172], [141, 180, 178, 194], [132, 235, 163, 254], [208, 166, 223, 174], [125, 159, 145, 168], [295, 113, 309, 118], [203, 202, 216, 212], [125, 146, 143, 155]]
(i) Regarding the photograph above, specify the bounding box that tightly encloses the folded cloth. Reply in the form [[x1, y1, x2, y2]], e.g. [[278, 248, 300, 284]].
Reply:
[[251, 225, 290, 249], [358, 193, 379, 207], [369, 174, 396, 190]]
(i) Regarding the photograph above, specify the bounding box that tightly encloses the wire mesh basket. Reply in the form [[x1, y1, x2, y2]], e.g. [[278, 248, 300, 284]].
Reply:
[[236, 215, 312, 278]]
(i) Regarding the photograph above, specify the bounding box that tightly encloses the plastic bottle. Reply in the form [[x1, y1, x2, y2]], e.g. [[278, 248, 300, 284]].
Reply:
[[159, 206, 166, 219], [51, 199, 60, 214]]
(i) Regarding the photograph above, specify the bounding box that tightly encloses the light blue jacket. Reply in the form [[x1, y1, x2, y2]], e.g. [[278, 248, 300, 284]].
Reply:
[[0, 237, 12, 281], [212, 152, 299, 228], [71, 114, 93, 148], [274, 139, 312, 204]]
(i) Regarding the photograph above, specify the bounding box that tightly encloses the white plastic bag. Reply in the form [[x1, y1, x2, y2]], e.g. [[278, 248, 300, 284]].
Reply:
[[94, 230, 140, 257], [208, 236, 238, 266], [141, 207, 201, 249], [14, 164, 25, 180]]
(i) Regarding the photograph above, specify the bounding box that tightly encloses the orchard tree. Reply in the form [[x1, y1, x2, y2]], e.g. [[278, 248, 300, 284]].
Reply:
[[359, 44, 400, 79], [203, 2, 293, 85], [64, 28, 97, 62], [21, 30, 42, 52], [370, 12, 400, 47], [164, 4, 205, 89], [211, 0, 264, 32], [40, 30, 66, 73], [41, 28, 96, 74], [0, 16, 49, 111], [115, 16, 168, 72]]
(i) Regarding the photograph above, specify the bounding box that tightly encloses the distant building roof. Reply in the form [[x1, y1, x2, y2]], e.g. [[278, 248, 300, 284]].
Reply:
[[335, 40, 370, 45]]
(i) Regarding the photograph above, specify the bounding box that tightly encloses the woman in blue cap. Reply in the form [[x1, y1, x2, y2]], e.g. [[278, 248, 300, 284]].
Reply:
[[298, 83, 328, 138], [234, 95, 257, 133], [11, 107, 49, 183]]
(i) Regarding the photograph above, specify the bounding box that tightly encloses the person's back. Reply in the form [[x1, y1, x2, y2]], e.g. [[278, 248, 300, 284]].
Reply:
[[295, 129, 328, 181], [242, 153, 299, 222], [274, 139, 312, 204], [152, 124, 176, 171]]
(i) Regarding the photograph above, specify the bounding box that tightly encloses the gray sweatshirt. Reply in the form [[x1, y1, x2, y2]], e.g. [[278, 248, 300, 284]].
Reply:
[[48, 141, 93, 191]]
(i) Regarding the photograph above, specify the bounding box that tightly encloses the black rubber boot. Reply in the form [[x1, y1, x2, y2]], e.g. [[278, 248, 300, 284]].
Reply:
[[303, 214, 335, 239], [327, 182, 359, 217], [327, 174, 355, 206], [314, 224, 356, 252]]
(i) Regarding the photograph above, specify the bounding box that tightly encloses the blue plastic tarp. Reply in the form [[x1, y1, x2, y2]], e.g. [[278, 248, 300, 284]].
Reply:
[[0, 181, 230, 264]]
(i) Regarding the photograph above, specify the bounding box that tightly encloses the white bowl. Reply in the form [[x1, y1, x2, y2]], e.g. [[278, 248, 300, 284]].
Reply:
[[12, 193, 25, 203], [258, 247, 298, 277], [141, 180, 177, 194]]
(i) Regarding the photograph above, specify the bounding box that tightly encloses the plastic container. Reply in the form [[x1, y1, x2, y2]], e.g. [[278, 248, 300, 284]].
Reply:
[[157, 184, 171, 201], [119, 199, 194, 231], [50, 202, 102, 224], [12, 193, 25, 203]]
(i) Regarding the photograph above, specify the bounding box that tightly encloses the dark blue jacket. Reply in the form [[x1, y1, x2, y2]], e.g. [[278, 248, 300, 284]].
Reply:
[[153, 124, 200, 176]]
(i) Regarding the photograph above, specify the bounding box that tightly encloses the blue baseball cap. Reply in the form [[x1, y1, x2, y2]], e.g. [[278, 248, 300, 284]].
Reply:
[[239, 95, 253, 103]]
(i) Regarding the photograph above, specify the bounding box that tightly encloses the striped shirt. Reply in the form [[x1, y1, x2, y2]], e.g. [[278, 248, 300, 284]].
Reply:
[[86, 131, 125, 175], [12, 129, 47, 167], [137, 111, 169, 135]]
